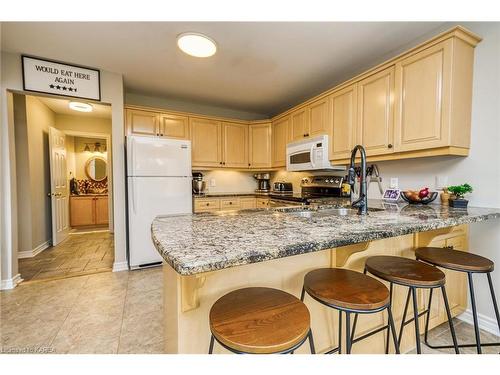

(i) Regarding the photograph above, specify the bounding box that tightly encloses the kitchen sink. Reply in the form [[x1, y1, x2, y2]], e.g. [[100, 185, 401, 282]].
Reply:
[[290, 207, 384, 218]]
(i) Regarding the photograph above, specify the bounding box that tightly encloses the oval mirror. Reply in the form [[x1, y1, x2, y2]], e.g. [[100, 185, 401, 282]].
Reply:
[[85, 156, 107, 182]]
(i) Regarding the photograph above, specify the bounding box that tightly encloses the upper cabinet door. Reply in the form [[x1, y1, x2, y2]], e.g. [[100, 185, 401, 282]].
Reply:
[[308, 97, 331, 138], [394, 39, 452, 152], [190, 117, 222, 167], [290, 108, 309, 141], [249, 122, 271, 168], [330, 85, 357, 161], [272, 116, 290, 167], [357, 66, 395, 156], [159, 113, 190, 140], [222, 122, 248, 168], [126, 109, 159, 137]]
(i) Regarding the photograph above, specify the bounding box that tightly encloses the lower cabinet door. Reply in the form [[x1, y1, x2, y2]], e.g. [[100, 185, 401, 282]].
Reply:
[[95, 196, 109, 225], [70, 197, 95, 226]]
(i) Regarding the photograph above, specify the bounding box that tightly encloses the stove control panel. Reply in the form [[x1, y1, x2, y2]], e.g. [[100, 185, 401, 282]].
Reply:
[[301, 175, 343, 188]]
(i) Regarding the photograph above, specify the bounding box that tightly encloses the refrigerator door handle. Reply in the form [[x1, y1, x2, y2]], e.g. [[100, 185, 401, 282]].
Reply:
[[131, 179, 137, 214]]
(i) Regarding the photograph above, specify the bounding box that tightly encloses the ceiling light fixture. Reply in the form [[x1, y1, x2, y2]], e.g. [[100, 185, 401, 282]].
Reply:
[[177, 32, 217, 58], [69, 101, 93, 112]]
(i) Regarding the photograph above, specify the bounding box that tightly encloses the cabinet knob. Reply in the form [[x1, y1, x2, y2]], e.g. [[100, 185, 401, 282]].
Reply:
[[219, 162, 223, 165], [156, 133, 160, 136], [388, 144, 393, 149], [223, 162, 226, 165], [229, 202, 232, 205], [160, 134, 164, 137], [248, 163, 251, 167], [206, 203, 209, 206]]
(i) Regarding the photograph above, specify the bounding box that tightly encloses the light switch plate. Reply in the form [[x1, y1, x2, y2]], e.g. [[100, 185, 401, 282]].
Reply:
[[390, 178, 399, 189], [210, 178, 216, 187]]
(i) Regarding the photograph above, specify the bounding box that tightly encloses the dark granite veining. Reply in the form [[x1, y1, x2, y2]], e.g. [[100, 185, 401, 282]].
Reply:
[[151, 201, 500, 276]]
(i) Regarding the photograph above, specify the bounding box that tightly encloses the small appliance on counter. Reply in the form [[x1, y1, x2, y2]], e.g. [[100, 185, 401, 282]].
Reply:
[[272, 181, 293, 195], [254, 173, 271, 193], [192, 172, 206, 195]]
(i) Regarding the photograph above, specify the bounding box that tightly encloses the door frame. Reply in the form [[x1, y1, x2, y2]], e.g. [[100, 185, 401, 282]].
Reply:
[[63, 130, 113, 232]]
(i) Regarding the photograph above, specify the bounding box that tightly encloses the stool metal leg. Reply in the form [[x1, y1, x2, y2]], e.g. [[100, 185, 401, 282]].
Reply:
[[338, 311, 343, 354], [468, 272, 482, 354], [385, 282, 393, 354], [387, 306, 400, 354], [441, 285, 460, 354], [411, 287, 422, 354], [308, 329, 316, 354], [423, 288, 434, 347], [487, 272, 500, 334], [208, 334, 215, 354], [398, 288, 411, 348], [345, 312, 352, 354], [300, 286, 305, 302]]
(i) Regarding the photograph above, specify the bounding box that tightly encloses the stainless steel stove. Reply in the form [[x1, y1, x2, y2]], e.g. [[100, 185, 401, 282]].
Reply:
[[268, 175, 346, 205]]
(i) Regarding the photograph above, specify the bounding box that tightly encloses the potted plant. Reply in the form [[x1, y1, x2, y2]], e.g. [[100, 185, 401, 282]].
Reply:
[[447, 183, 473, 208]]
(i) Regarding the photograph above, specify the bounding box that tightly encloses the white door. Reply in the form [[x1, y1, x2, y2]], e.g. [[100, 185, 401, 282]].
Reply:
[[127, 136, 191, 177], [128, 176, 192, 268], [49, 127, 70, 245]]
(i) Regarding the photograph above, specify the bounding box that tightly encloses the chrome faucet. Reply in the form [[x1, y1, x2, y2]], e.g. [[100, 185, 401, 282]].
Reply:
[[347, 145, 368, 215]]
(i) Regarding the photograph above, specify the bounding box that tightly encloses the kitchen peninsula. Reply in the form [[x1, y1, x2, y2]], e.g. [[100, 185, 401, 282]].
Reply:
[[152, 202, 500, 354]]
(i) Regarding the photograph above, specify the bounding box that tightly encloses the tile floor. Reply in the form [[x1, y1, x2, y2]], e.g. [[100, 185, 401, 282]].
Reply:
[[0, 267, 162, 354], [1, 266, 499, 354], [18, 231, 114, 282]]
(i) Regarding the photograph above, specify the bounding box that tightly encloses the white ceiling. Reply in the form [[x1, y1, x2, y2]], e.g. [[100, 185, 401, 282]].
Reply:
[[36, 96, 112, 118], [2, 22, 451, 117]]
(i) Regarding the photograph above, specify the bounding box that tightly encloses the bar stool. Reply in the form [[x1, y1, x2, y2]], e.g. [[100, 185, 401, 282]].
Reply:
[[208, 287, 315, 354], [364, 255, 460, 354], [301, 268, 400, 354], [416, 247, 500, 354]]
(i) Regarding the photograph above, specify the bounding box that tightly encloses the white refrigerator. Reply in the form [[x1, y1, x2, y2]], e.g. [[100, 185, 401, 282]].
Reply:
[[126, 136, 192, 269]]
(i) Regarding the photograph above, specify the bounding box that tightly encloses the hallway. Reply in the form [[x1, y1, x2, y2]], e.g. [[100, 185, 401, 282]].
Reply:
[[18, 231, 114, 282]]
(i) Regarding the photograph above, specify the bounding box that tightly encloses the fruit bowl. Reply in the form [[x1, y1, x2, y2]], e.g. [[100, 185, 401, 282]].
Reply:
[[401, 191, 438, 205]]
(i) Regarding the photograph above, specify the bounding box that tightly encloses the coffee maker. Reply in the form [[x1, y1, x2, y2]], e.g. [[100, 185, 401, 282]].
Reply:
[[253, 173, 270, 193]]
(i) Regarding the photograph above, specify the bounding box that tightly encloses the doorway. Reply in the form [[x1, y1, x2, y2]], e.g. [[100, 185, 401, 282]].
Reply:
[[13, 93, 114, 282]]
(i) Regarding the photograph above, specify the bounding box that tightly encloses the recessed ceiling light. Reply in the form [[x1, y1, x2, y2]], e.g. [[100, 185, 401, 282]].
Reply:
[[69, 101, 93, 112], [177, 32, 217, 58]]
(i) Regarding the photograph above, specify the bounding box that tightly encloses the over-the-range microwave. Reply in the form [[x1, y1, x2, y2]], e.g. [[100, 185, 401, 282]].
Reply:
[[286, 135, 345, 172]]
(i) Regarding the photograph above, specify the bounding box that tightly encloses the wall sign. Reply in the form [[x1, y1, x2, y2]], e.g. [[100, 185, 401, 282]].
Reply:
[[22, 56, 101, 101]]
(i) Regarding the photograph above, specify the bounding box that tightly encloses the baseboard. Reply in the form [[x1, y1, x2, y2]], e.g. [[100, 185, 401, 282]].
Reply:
[[112, 261, 129, 272], [18, 240, 51, 259], [0, 274, 23, 290], [458, 309, 500, 337]]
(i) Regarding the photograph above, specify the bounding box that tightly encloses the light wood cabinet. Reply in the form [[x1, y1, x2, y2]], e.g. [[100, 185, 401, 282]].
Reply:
[[394, 40, 452, 153], [222, 122, 248, 168], [240, 197, 257, 209], [94, 196, 109, 225], [248, 122, 271, 169], [220, 198, 241, 210], [190, 117, 222, 168], [126, 109, 159, 137], [272, 116, 290, 167], [308, 97, 331, 138], [159, 113, 190, 140], [290, 108, 309, 141], [256, 198, 270, 208], [330, 85, 357, 161], [357, 66, 395, 156], [70, 195, 109, 227]]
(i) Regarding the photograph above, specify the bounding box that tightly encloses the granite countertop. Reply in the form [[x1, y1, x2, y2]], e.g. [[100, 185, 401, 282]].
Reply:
[[151, 200, 500, 276]]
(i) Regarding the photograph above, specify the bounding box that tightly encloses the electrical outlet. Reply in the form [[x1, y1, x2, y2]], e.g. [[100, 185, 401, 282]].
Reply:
[[210, 178, 216, 187], [390, 178, 399, 189], [435, 176, 448, 190]]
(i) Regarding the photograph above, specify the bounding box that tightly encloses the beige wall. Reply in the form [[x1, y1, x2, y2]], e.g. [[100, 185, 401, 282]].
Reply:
[[13, 95, 54, 253]]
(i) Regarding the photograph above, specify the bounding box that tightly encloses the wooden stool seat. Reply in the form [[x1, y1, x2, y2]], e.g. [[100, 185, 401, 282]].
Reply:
[[209, 287, 311, 354], [416, 247, 494, 273], [304, 268, 390, 311], [365, 255, 445, 287]]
